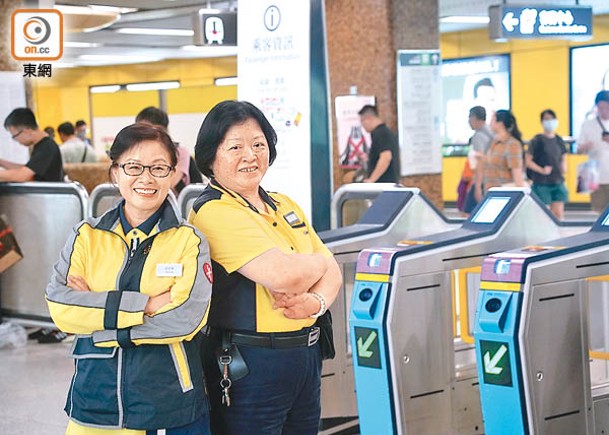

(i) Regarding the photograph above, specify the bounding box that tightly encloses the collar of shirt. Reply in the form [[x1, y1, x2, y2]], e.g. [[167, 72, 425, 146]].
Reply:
[[118, 199, 164, 235], [209, 178, 278, 214]]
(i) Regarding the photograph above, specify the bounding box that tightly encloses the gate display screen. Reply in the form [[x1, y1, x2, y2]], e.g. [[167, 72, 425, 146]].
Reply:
[[470, 197, 511, 224]]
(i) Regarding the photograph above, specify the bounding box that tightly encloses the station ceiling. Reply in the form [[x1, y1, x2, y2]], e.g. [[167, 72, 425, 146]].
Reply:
[[55, 0, 609, 67]]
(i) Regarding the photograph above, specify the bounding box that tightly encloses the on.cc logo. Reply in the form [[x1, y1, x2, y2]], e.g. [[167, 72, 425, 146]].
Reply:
[[23, 16, 52, 45]]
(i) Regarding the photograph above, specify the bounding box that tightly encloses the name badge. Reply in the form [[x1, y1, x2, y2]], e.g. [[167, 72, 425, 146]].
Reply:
[[283, 211, 304, 228], [156, 263, 183, 277]]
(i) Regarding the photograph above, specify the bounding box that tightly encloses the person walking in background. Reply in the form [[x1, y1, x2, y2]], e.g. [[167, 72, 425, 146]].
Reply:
[[577, 90, 609, 213], [135, 106, 203, 194], [189, 100, 342, 435], [358, 104, 401, 183], [474, 109, 526, 201], [0, 108, 64, 182], [57, 122, 97, 163], [526, 109, 568, 220], [74, 119, 91, 146], [46, 124, 213, 434], [457, 106, 494, 215]]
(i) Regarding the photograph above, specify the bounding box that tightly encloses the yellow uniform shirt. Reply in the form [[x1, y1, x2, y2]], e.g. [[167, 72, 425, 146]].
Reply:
[[189, 181, 331, 333]]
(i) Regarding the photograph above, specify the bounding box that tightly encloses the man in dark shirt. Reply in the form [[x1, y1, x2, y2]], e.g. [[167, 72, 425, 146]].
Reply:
[[1, 108, 64, 182], [358, 105, 400, 183]]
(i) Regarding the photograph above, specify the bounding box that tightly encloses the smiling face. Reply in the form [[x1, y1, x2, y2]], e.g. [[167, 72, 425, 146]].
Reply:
[[210, 118, 269, 196], [111, 140, 174, 225]]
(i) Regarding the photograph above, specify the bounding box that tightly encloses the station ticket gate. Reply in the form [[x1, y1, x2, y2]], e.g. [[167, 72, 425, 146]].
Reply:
[[349, 188, 592, 435], [317, 186, 460, 433], [0, 182, 88, 325], [475, 205, 609, 434]]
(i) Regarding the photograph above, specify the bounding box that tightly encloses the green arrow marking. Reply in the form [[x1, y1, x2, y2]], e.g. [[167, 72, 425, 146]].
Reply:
[[357, 330, 377, 358], [484, 344, 508, 375]]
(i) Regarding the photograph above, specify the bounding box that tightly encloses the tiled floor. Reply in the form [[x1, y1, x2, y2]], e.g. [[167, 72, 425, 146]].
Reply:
[[0, 332, 72, 434]]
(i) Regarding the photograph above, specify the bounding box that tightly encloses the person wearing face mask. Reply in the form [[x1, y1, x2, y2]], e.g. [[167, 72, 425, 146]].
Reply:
[[525, 109, 568, 220], [74, 119, 92, 146]]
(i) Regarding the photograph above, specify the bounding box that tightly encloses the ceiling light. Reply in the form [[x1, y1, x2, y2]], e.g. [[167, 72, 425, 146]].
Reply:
[[78, 54, 162, 65], [116, 28, 194, 36], [89, 5, 137, 14], [440, 16, 490, 24], [90, 85, 122, 93], [125, 81, 180, 92], [64, 41, 101, 48], [214, 76, 238, 87]]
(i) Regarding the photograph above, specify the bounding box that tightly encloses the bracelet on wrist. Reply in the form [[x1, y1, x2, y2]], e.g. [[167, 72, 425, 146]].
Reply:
[[309, 291, 327, 319]]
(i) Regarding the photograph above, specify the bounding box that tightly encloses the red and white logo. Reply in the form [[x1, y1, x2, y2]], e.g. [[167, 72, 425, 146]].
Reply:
[[203, 263, 213, 283]]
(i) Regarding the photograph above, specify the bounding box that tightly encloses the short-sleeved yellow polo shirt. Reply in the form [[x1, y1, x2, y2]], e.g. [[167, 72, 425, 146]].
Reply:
[[188, 180, 331, 333]]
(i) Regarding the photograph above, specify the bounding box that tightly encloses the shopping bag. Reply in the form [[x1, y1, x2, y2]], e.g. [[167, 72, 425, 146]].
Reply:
[[0, 215, 23, 273], [576, 160, 600, 194]]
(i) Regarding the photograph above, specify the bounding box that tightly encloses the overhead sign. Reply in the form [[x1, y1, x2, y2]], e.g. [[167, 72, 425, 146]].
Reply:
[[354, 327, 381, 369], [479, 340, 512, 386], [489, 5, 592, 40], [193, 11, 237, 46]]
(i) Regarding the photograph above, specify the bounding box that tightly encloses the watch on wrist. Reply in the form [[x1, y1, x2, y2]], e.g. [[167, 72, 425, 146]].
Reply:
[[309, 291, 327, 319]]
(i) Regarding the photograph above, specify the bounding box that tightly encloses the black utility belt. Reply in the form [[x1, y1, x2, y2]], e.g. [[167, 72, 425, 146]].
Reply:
[[228, 327, 320, 349]]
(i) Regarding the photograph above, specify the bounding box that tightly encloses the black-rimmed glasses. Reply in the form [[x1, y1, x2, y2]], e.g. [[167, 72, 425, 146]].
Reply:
[[11, 130, 24, 140], [116, 163, 174, 178]]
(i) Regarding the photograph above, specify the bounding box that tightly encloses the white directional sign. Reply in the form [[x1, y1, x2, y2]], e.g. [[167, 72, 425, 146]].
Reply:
[[489, 5, 592, 40]]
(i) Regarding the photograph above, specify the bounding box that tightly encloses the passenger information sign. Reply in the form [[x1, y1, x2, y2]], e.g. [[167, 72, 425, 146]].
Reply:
[[480, 340, 512, 387], [354, 327, 381, 369], [489, 5, 592, 40]]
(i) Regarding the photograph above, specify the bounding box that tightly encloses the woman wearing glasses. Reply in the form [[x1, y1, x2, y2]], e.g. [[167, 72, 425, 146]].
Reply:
[[46, 124, 213, 434]]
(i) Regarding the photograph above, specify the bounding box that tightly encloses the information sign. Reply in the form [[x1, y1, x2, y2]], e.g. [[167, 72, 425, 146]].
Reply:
[[489, 5, 592, 40]]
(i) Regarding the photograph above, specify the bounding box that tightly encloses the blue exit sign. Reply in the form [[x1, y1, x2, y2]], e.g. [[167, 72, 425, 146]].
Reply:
[[489, 5, 593, 40]]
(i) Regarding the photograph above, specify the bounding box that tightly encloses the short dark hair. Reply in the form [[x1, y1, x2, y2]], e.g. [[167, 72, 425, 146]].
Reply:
[[469, 106, 486, 121], [75, 120, 87, 128], [540, 109, 556, 121], [195, 100, 277, 178], [57, 122, 75, 136], [595, 90, 609, 105], [474, 78, 494, 99], [135, 106, 169, 130], [358, 105, 379, 117], [109, 124, 178, 170], [4, 108, 38, 130]]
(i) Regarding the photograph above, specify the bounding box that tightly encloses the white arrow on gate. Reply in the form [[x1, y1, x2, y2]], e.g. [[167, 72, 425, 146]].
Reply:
[[357, 330, 377, 358], [484, 344, 508, 375], [502, 12, 519, 32]]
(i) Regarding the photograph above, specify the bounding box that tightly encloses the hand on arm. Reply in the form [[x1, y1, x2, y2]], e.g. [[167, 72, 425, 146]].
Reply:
[[525, 154, 552, 175], [238, 248, 327, 295], [273, 255, 342, 319]]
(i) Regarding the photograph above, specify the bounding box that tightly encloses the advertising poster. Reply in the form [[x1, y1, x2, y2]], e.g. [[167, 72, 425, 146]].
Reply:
[[571, 44, 609, 139], [335, 95, 375, 170], [397, 50, 443, 175], [441, 55, 511, 145], [238, 0, 312, 218]]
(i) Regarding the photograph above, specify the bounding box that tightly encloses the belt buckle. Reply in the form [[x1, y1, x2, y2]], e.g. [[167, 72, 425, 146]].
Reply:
[[308, 327, 320, 346]]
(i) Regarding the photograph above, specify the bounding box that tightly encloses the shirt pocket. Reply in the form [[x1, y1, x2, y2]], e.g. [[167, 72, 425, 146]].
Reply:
[[69, 335, 117, 359]]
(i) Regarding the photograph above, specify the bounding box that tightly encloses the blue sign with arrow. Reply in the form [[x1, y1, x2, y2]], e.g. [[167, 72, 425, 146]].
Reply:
[[489, 5, 592, 40]]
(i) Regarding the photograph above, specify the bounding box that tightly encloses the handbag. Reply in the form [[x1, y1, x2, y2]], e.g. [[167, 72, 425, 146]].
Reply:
[[0, 215, 23, 273], [316, 310, 335, 360]]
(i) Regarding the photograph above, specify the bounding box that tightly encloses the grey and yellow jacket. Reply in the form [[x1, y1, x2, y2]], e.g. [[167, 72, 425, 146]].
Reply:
[[45, 199, 212, 430]]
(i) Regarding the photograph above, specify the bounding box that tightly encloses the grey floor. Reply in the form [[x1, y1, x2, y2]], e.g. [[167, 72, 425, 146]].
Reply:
[[0, 334, 72, 435]]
